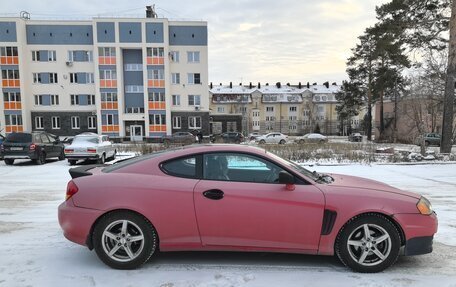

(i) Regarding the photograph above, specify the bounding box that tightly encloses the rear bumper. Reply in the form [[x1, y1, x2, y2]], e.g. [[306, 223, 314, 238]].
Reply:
[[65, 154, 100, 160], [2, 151, 38, 160], [58, 199, 103, 247]]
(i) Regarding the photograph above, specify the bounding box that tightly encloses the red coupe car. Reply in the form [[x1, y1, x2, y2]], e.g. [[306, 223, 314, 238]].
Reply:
[[58, 145, 437, 272]]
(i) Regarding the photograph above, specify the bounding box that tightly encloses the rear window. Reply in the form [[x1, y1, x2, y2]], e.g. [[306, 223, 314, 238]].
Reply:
[[161, 156, 197, 178], [6, 133, 32, 143], [73, 136, 99, 144]]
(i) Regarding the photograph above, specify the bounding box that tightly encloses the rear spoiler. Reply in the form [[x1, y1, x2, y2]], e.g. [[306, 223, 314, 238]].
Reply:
[[69, 164, 106, 179]]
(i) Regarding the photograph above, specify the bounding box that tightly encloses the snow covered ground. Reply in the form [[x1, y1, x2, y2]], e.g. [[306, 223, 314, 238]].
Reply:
[[0, 157, 456, 287]]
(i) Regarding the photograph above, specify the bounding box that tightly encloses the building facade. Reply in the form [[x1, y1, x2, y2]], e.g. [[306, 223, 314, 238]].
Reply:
[[209, 82, 364, 136], [0, 15, 209, 141]]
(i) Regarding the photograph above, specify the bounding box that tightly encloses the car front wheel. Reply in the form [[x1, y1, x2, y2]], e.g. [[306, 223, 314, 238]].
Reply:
[[35, 152, 46, 165], [4, 159, 14, 165], [97, 153, 105, 164], [335, 214, 401, 273], [93, 211, 158, 269]]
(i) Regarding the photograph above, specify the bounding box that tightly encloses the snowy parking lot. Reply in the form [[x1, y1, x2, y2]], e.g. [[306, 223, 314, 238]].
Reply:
[[0, 158, 456, 287]]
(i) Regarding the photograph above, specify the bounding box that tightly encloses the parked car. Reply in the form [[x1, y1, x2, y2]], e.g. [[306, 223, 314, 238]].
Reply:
[[162, 132, 197, 146], [64, 133, 116, 165], [348, 133, 363, 142], [219, 132, 245, 144], [255, 132, 288, 144], [248, 132, 262, 141], [1, 132, 65, 165], [0, 134, 5, 145], [415, 133, 441, 146], [59, 144, 437, 272], [295, 133, 328, 144]]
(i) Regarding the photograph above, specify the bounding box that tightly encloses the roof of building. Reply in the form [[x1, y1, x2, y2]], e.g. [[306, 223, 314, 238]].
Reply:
[[209, 84, 341, 95]]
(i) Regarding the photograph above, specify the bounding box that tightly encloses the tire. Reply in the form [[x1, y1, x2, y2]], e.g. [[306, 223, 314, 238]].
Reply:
[[58, 150, 65, 161], [111, 150, 117, 161], [279, 139, 286, 145], [98, 153, 106, 164], [35, 152, 46, 165], [68, 160, 76, 166], [93, 211, 158, 269], [4, 159, 14, 165], [299, 139, 305, 144], [335, 214, 401, 273], [425, 141, 430, 147], [259, 140, 266, 144]]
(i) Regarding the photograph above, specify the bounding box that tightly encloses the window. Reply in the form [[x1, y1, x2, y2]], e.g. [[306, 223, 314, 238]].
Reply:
[[71, 116, 80, 129], [147, 69, 164, 80], [48, 50, 57, 61], [71, 95, 80, 105], [289, 106, 297, 112], [147, 47, 164, 57], [70, 73, 78, 83], [2, 69, 19, 80], [148, 92, 165, 102], [0, 47, 18, 57], [34, 95, 43, 106], [5, 114, 22, 126], [188, 95, 201, 106], [149, 114, 166, 125], [98, 47, 116, 57], [172, 116, 181, 129], [35, 117, 44, 129], [86, 73, 94, 83], [49, 73, 58, 83], [124, 64, 143, 71], [203, 153, 284, 183], [289, 116, 297, 121], [187, 73, 201, 84], [169, 51, 179, 62], [161, 156, 196, 178], [171, 73, 180, 84], [188, 116, 201, 129], [266, 106, 274, 112], [52, 116, 60, 129], [88, 116, 97, 129], [100, 70, 116, 80], [51, 94, 59, 105], [68, 50, 93, 62], [33, 73, 41, 83], [3, 92, 21, 102], [88, 94, 96, 105], [32, 50, 40, 61], [101, 92, 118, 102], [187, 51, 200, 63], [106, 114, 114, 125], [253, 111, 260, 117], [217, 107, 225, 113], [172, 95, 180, 106]]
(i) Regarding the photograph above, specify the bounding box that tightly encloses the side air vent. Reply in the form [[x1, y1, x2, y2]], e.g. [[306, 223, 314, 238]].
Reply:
[[321, 210, 337, 235]]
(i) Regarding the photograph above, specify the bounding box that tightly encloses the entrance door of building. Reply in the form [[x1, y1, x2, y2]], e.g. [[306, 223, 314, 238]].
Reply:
[[130, 125, 143, 142]]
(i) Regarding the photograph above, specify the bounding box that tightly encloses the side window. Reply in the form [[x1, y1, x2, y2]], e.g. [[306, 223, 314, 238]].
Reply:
[[203, 153, 284, 183], [34, 134, 42, 143], [161, 156, 197, 178]]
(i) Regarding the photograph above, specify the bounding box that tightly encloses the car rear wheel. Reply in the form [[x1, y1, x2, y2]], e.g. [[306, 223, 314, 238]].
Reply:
[[58, 150, 65, 161], [279, 139, 286, 144], [97, 153, 105, 164], [68, 160, 76, 166], [35, 152, 46, 165], [93, 211, 158, 269], [299, 139, 305, 144], [335, 214, 401, 273], [259, 139, 266, 144], [4, 159, 14, 165]]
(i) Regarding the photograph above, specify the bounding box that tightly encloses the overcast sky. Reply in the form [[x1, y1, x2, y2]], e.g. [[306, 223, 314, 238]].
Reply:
[[3, 0, 390, 86]]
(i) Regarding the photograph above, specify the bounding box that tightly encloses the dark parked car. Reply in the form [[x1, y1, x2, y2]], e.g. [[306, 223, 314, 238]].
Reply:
[[415, 133, 441, 146], [162, 132, 197, 146], [348, 133, 363, 142], [218, 132, 245, 144], [0, 134, 5, 146], [1, 132, 65, 165]]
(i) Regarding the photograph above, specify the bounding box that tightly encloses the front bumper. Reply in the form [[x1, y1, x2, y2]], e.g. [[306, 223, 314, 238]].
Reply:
[[404, 236, 434, 256], [58, 199, 103, 247]]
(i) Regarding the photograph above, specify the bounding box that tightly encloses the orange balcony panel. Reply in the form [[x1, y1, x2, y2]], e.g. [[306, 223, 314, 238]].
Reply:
[[16, 102, 22, 110], [159, 58, 164, 65], [102, 126, 108, 132], [4, 102, 10, 109], [6, 57, 12, 64], [0, 57, 6, 64], [111, 58, 116, 65], [6, 126, 12, 133], [14, 80, 20, 87], [114, 125, 120, 132], [8, 80, 14, 87], [148, 80, 153, 87], [148, 102, 153, 110], [112, 80, 117, 87], [147, 58, 153, 65], [13, 57, 19, 65], [2, 79, 7, 87], [101, 103, 107, 109], [112, 102, 118, 109], [105, 80, 111, 88], [99, 57, 105, 65], [161, 125, 166, 132], [100, 80, 106, 87], [160, 102, 166, 109], [18, 126, 23, 132]]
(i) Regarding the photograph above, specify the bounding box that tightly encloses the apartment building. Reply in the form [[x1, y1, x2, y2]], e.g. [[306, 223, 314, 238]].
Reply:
[[0, 13, 209, 141], [210, 82, 365, 135]]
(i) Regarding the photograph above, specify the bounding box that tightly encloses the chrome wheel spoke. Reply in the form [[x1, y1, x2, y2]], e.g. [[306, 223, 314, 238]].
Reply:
[[348, 240, 364, 247], [363, 224, 371, 239], [373, 249, 386, 261], [108, 245, 121, 256], [104, 231, 118, 241], [375, 234, 389, 244], [124, 245, 135, 259], [358, 250, 369, 264], [121, 220, 128, 235], [129, 235, 144, 242]]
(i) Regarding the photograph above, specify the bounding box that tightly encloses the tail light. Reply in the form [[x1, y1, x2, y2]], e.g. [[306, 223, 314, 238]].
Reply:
[[87, 148, 96, 153], [64, 149, 74, 153], [66, 180, 79, 201], [29, 143, 36, 151]]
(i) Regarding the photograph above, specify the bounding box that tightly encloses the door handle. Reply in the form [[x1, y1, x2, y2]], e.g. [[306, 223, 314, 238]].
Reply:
[[203, 189, 224, 200]]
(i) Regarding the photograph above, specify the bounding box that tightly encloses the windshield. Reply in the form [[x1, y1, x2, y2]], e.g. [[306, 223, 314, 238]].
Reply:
[[6, 133, 32, 143], [72, 136, 99, 144]]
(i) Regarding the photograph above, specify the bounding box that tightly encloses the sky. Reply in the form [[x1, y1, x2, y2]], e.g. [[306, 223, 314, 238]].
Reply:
[[1, 0, 390, 86]]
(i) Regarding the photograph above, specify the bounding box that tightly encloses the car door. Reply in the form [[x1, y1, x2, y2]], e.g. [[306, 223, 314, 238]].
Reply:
[[193, 152, 325, 252], [40, 134, 54, 157]]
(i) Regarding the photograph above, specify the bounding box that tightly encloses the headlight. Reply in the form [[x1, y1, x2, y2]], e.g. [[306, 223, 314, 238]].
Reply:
[[417, 197, 433, 215]]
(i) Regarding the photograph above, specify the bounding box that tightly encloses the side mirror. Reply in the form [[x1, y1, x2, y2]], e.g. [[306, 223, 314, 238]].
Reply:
[[278, 171, 295, 191]]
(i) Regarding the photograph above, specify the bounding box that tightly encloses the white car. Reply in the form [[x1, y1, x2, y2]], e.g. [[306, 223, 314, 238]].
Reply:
[[255, 132, 288, 144], [64, 133, 116, 165], [295, 133, 328, 144]]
